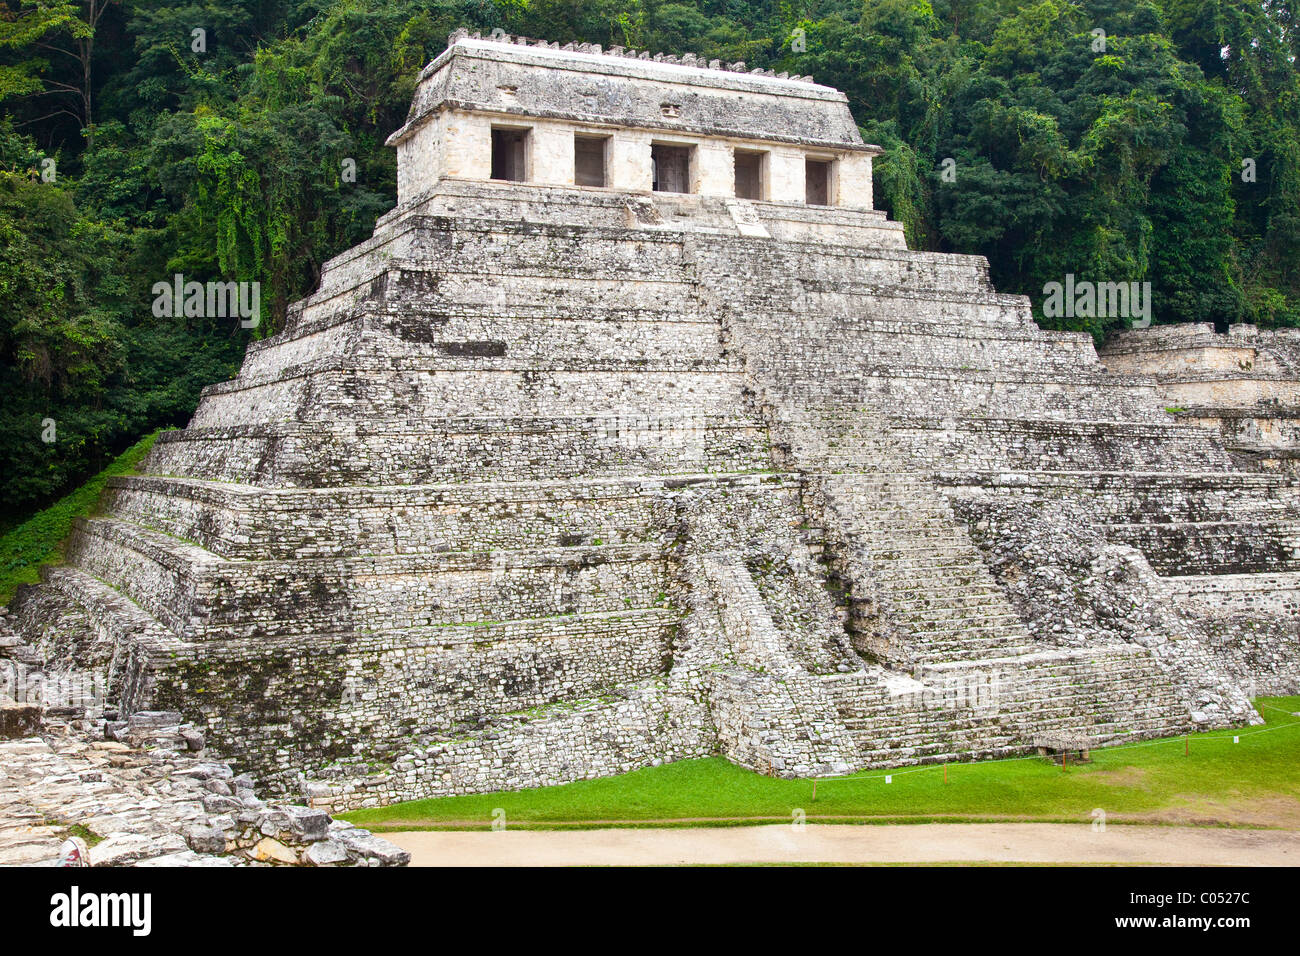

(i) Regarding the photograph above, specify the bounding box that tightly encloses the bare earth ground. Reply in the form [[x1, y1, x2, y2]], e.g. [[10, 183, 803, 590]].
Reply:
[[386, 823, 1300, 866]]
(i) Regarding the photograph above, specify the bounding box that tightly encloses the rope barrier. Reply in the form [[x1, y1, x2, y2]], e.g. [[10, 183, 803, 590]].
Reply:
[[1257, 701, 1300, 718]]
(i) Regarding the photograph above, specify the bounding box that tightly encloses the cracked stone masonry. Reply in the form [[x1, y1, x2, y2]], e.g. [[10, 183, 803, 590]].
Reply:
[[3, 32, 1297, 820]]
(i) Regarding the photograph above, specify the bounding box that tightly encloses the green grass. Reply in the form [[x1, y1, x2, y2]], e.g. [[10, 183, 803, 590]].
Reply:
[[58, 822, 105, 848], [0, 431, 160, 605], [342, 696, 1300, 831]]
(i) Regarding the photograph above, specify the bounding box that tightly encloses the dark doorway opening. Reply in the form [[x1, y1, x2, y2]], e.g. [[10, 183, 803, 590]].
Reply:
[[491, 128, 528, 182], [735, 150, 766, 200], [575, 135, 609, 187], [806, 159, 831, 205], [652, 144, 693, 193]]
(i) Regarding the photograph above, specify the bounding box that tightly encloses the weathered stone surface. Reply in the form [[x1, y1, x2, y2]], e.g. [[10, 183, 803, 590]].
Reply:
[[202, 794, 243, 814], [203, 777, 233, 795], [1, 32, 1295, 814], [184, 824, 227, 854], [285, 806, 330, 841], [92, 833, 188, 867], [135, 850, 235, 867], [250, 837, 299, 864], [0, 712, 408, 867], [178, 761, 235, 780], [0, 703, 42, 740], [128, 711, 182, 728], [303, 840, 349, 866], [334, 829, 412, 867]]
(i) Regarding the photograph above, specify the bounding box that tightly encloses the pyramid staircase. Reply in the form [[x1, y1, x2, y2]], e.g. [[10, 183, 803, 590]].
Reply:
[[692, 230, 1256, 750]]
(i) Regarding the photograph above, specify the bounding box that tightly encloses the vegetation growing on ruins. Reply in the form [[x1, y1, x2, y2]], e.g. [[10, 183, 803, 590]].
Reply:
[[2, 0, 1299, 525], [0, 429, 157, 603], [342, 696, 1300, 829]]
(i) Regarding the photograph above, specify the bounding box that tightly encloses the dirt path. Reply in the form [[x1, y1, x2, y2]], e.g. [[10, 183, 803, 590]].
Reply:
[[386, 823, 1300, 866]]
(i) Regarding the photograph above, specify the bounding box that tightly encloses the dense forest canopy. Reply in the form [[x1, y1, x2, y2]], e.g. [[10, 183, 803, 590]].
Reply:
[[1, 0, 1298, 526]]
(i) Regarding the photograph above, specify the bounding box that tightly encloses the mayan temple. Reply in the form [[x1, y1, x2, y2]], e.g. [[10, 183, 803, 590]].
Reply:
[[9, 32, 1299, 809]]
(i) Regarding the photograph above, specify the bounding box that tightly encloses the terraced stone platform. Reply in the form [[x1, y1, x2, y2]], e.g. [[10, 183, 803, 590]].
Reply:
[[7, 33, 1295, 809]]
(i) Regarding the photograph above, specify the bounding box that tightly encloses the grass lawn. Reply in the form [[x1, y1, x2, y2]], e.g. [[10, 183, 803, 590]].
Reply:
[[343, 696, 1300, 831], [0, 431, 160, 605]]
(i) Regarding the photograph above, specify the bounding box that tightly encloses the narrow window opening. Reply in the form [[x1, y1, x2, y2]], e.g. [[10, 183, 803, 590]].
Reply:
[[574, 134, 609, 187], [806, 159, 832, 205], [651, 144, 693, 193], [491, 127, 529, 182], [734, 150, 766, 200]]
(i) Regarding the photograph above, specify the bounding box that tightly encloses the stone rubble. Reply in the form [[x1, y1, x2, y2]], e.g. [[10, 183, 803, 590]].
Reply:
[[0, 650, 408, 867]]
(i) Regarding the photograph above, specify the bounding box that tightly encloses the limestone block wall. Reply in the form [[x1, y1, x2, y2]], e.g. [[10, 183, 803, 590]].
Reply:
[[942, 471, 1297, 526], [307, 678, 714, 809], [399, 106, 872, 205], [1101, 323, 1258, 376], [694, 552, 857, 776], [1099, 324, 1300, 473], [945, 495, 1258, 726], [889, 417, 1234, 473], [1187, 410, 1300, 448], [189, 365, 750, 426], [1166, 573, 1300, 618], [139, 477, 840, 797], [144, 637, 701, 801], [1155, 376, 1300, 407], [26, 451, 865, 799], [144, 419, 769, 488], [102, 475, 678, 559], [941, 470, 1300, 581], [66, 518, 670, 639], [366, 179, 907, 259], [395, 111, 446, 201], [1161, 574, 1300, 695], [32, 553, 694, 795]]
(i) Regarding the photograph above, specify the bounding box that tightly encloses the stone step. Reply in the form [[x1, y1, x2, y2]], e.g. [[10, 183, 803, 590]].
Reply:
[[886, 593, 1010, 613], [771, 373, 1161, 423], [203, 354, 749, 400], [105, 472, 798, 560], [295, 268, 706, 332], [856, 546, 991, 566], [312, 219, 703, 293], [900, 644, 1040, 665], [890, 610, 1025, 632], [65, 517, 674, 642], [738, 313, 1069, 345], [865, 572, 993, 593], [241, 305, 728, 379], [25, 563, 680, 730], [146, 416, 771, 487], [826, 645, 1193, 756], [189, 362, 752, 427]]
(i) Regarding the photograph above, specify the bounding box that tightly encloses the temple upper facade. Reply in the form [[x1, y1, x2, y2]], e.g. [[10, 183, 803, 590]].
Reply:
[[385, 31, 881, 209]]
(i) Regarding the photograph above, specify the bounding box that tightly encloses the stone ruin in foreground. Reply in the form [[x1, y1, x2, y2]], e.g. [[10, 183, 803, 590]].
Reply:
[[8, 33, 1300, 810]]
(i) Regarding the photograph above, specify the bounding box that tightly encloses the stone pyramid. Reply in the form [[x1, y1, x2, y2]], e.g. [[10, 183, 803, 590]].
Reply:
[[10, 32, 1294, 809]]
